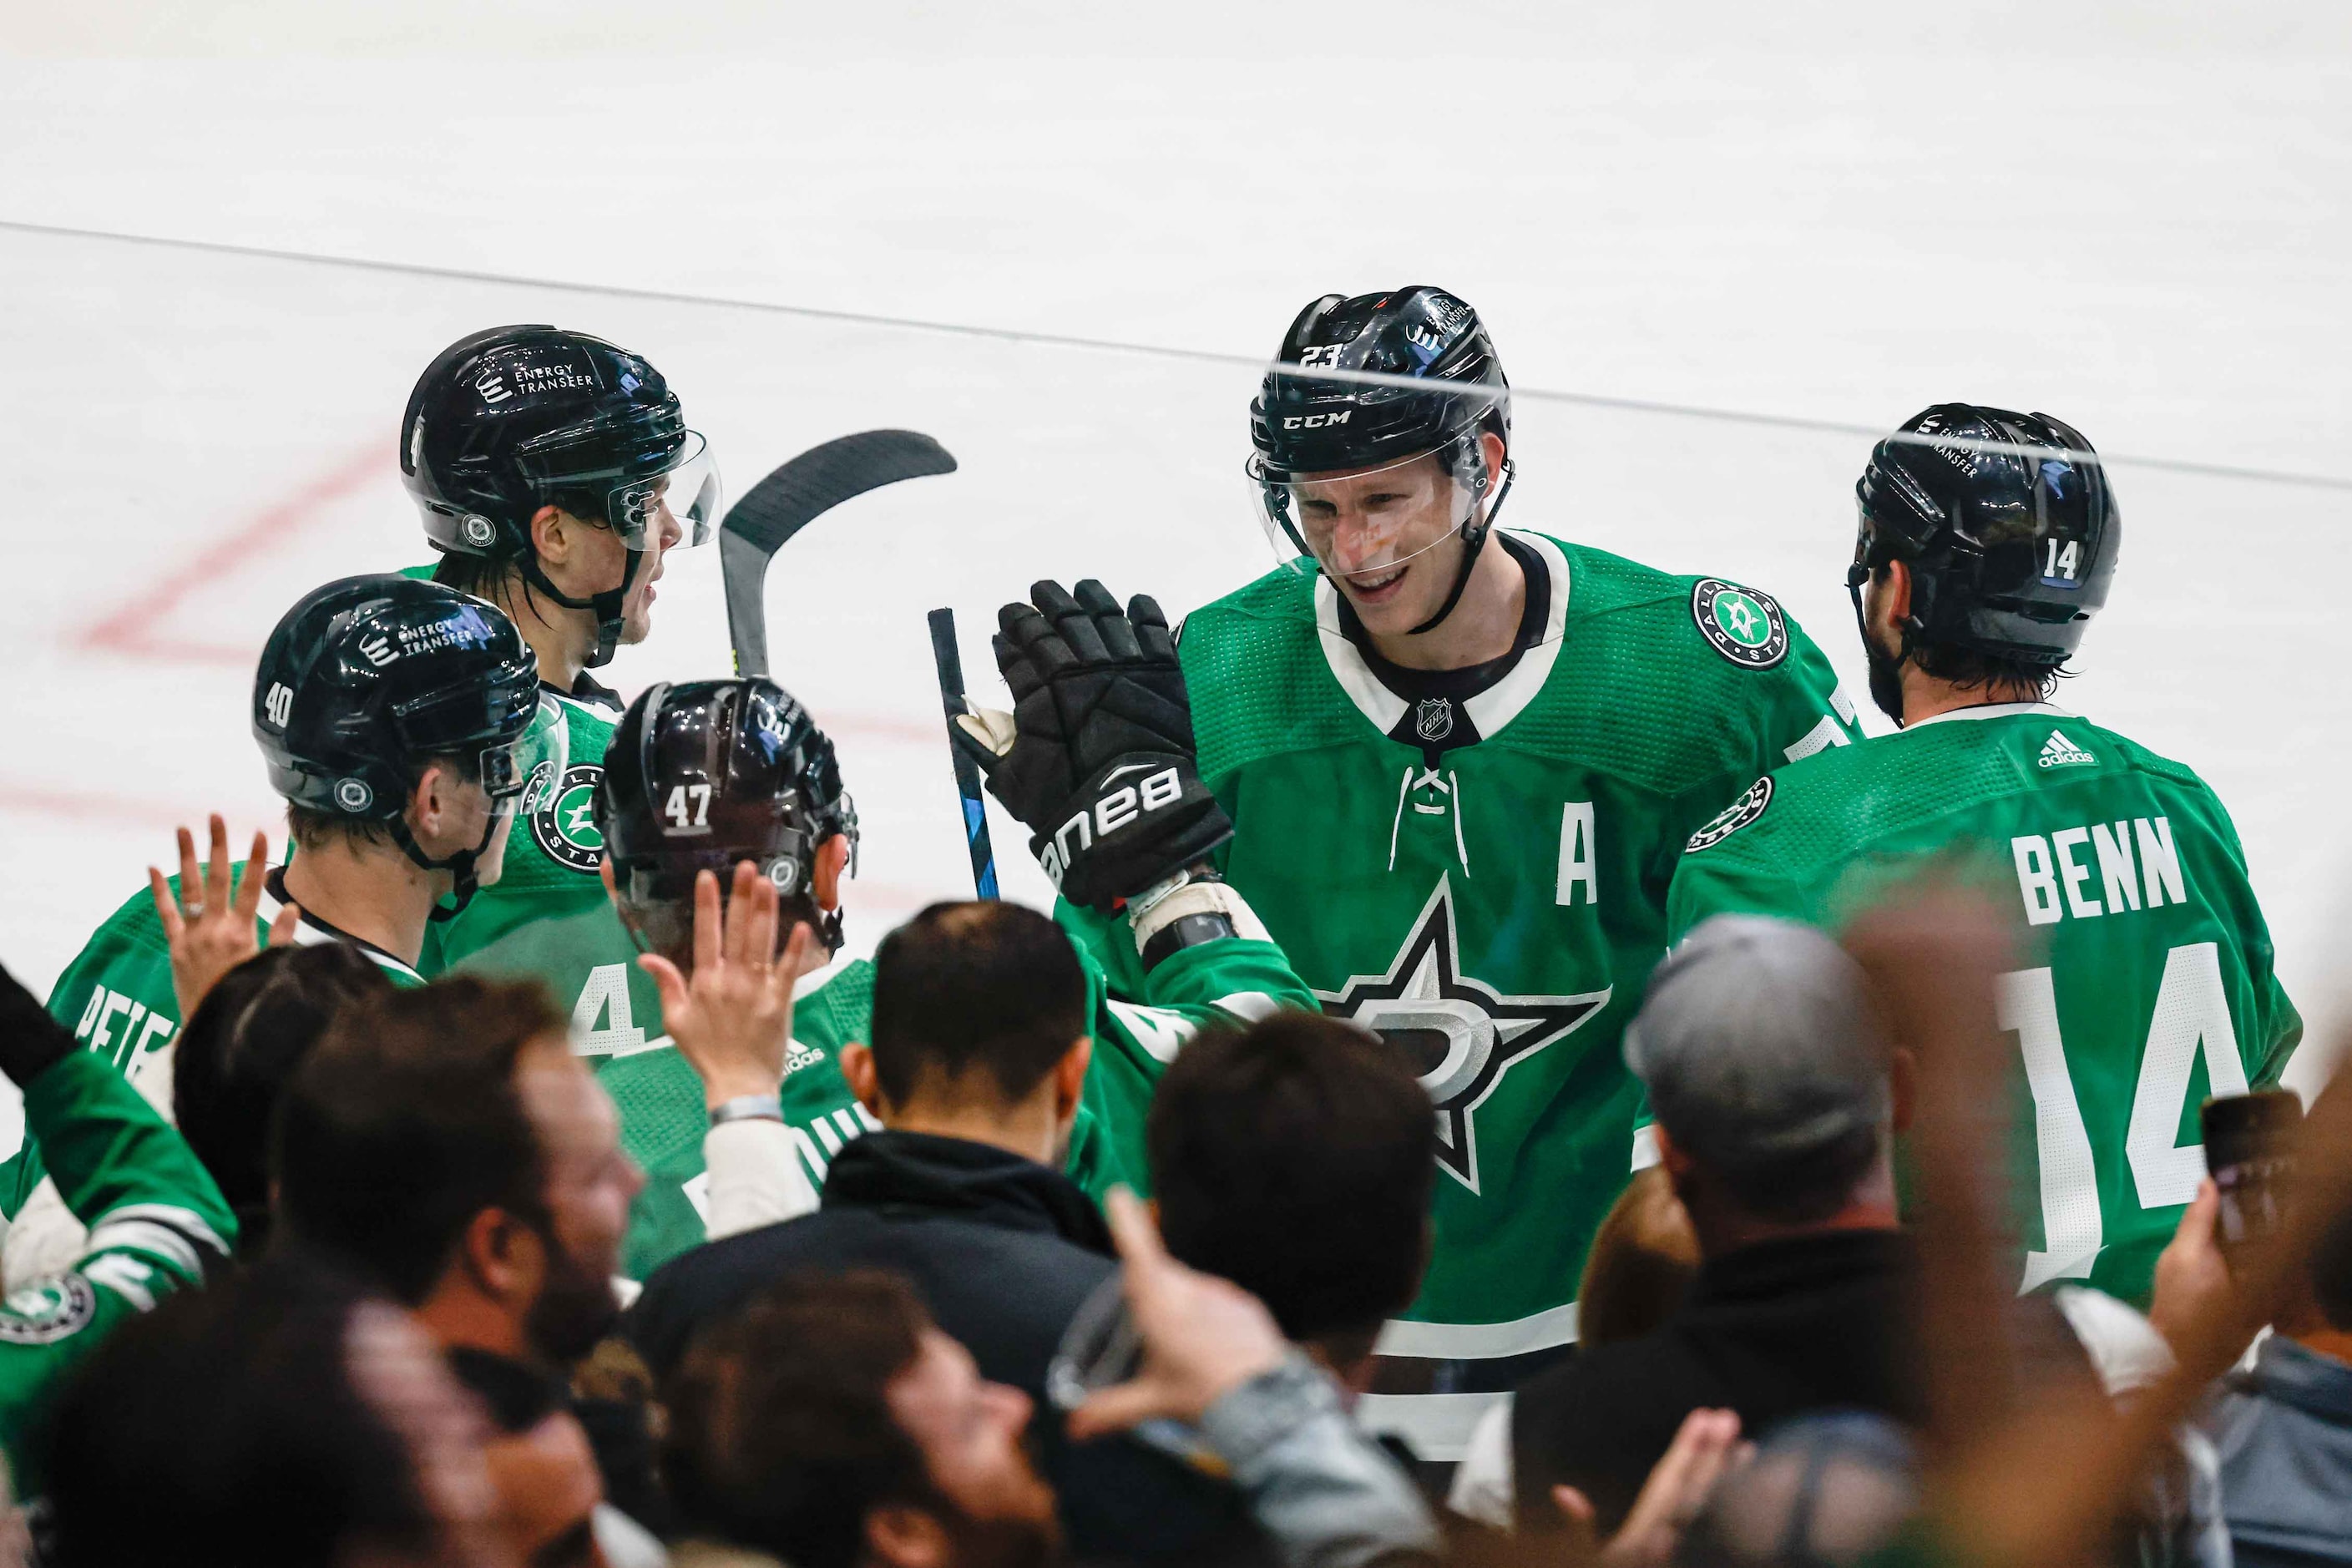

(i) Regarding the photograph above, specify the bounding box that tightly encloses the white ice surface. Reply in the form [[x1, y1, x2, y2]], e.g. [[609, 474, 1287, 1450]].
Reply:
[[0, 3, 2347, 1159]]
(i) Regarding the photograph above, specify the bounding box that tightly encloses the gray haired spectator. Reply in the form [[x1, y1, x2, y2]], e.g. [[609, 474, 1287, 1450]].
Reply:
[[1511, 913, 1923, 1535]]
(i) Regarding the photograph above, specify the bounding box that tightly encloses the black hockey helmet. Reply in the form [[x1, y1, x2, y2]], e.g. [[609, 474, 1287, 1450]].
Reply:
[[596, 678, 861, 957], [399, 325, 722, 668], [254, 574, 548, 913], [1849, 404, 2119, 668], [1247, 287, 1513, 635]]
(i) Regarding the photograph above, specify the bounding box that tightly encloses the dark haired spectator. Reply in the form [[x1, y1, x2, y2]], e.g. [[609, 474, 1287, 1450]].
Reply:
[[664, 1270, 1058, 1568], [43, 1252, 500, 1568], [631, 902, 1100, 1383], [665, 1196, 1438, 1568], [1146, 1011, 1434, 1391], [272, 974, 655, 1529], [275, 974, 640, 1365], [172, 942, 394, 1256], [633, 899, 1258, 1564]]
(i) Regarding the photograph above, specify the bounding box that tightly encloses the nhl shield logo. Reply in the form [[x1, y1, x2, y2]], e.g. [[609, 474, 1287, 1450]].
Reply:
[[1414, 699, 1455, 743], [333, 777, 374, 813], [459, 514, 499, 549], [1692, 579, 1789, 670]]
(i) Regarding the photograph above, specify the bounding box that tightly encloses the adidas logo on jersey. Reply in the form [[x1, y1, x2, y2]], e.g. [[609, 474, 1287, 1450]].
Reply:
[[782, 1039, 827, 1079], [2037, 730, 2097, 769]]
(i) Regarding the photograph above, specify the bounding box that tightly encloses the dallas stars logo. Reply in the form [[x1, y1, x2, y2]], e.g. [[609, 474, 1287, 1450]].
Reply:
[[1318, 878, 1610, 1194], [1692, 579, 1789, 669], [530, 763, 607, 873]]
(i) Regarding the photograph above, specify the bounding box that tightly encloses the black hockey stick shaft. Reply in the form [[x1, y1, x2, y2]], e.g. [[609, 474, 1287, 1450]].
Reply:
[[720, 429, 959, 676], [928, 608, 1000, 901]]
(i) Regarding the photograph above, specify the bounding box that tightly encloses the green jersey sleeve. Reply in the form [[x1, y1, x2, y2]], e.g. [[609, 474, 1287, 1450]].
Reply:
[[0, 1051, 235, 1483], [1054, 898, 1319, 1196]]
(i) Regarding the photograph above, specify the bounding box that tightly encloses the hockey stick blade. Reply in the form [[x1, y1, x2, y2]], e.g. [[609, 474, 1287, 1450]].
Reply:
[[928, 607, 1000, 901], [720, 430, 959, 676]]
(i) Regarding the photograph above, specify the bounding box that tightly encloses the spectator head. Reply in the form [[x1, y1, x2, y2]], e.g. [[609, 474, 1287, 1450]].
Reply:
[[173, 943, 396, 1257], [1147, 1013, 1435, 1380], [2298, 1196, 2352, 1334], [273, 975, 644, 1364], [841, 903, 1092, 1166], [1677, 1412, 1919, 1568], [44, 1252, 501, 1568], [662, 1270, 1058, 1568], [447, 1349, 607, 1568], [1626, 916, 1904, 1252], [1577, 1166, 1702, 1350]]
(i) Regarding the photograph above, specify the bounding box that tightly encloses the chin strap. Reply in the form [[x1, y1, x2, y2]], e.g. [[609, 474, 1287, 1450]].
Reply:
[[1404, 458, 1515, 638], [518, 548, 644, 670], [394, 812, 502, 920]]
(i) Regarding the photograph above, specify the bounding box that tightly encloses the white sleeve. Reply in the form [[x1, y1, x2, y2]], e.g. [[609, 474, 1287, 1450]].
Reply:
[[1445, 1396, 1518, 1530], [2, 1176, 89, 1295], [700, 1119, 819, 1241]]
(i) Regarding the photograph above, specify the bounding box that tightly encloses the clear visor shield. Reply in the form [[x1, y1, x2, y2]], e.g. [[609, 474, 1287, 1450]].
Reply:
[[483, 693, 570, 817], [606, 429, 722, 551], [1246, 443, 1485, 586]]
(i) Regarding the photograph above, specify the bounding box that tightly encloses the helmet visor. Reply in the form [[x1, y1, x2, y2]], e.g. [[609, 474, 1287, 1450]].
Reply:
[[392, 672, 555, 811], [607, 428, 721, 551], [485, 693, 570, 815], [1244, 443, 1485, 585]]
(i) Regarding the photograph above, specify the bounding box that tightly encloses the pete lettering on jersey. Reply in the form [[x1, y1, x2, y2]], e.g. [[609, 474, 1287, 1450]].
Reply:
[[2012, 817, 2186, 925]]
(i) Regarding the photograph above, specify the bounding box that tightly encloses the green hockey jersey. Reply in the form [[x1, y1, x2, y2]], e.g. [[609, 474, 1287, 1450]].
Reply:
[[596, 905, 1311, 1280], [0, 1050, 235, 1487], [1159, 531, 1859, 1456], [426, 682, 672, 1054], [4, 867, 425, 1221], [1665, 701, 2301, 1306]]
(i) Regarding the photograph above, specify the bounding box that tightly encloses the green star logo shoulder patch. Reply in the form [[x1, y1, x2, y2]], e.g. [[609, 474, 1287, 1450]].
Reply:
[[530, 762, 607, 873], [1692, 579, 1790, 669]]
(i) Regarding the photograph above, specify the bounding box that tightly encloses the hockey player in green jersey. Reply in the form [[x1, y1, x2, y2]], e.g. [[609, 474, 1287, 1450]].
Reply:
[[1667, 403, 2299, 1307], [399, 325, 723, 1055], [1115, 287, 1862, 1459], [0, 958, 235, 1489], [592, 667, 1309, 1280], [5, 574, 550, 1245]]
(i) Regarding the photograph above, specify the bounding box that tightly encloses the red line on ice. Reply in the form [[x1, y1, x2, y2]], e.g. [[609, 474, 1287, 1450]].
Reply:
[[73, 444, 385, 666]]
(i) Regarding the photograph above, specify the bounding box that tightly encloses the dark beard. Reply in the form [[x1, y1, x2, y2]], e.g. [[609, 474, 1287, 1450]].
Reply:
[[1864, 635, 1906, 726], [524, 1238, 620, 1364]]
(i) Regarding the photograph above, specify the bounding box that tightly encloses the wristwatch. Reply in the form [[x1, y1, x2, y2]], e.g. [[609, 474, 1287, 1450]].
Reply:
[[708, 1094, 785, 1129]]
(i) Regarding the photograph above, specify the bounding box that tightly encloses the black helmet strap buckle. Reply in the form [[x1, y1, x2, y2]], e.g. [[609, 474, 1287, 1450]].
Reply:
[[396, 807, 503, 921], [1404, 443, 1515, 638], [517, 543, 644, 670]]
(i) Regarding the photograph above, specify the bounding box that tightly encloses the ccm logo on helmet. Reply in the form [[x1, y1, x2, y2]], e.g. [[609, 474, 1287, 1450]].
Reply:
[[1039, 766, 1183, 888], [1280, 412, 1353, 431]]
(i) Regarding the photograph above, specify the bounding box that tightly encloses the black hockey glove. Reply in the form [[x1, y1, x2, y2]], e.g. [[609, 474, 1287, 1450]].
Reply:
[[955, 579, 1232, 912], [0, 959, 73, 1089]]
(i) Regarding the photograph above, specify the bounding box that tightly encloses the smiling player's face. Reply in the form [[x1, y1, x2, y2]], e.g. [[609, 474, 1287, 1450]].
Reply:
[[1293, 451, 1466, 636]]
